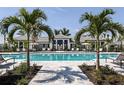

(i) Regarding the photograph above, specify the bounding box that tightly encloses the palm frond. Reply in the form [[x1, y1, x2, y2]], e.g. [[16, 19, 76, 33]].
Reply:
[[31, 8, 47, 24], [79, 12, 94, 23]]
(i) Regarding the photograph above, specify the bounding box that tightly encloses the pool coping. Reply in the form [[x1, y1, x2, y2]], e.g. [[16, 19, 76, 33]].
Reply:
[[0, 51, 122, 54]]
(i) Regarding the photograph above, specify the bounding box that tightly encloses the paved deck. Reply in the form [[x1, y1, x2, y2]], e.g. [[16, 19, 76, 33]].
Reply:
[[29, 63, 93, 85]]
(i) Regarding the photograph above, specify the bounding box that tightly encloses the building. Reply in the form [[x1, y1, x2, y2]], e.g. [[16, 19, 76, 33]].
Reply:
[[14, 32, 72, 51], [14, 33, 108, 51]]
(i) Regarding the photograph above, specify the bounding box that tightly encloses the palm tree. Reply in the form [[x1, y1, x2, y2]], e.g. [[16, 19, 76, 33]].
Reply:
[[60, 28, 71, 36], [1, 8, 54, 70], [54, 29, 60, 35], [75, 9, 124, 70]]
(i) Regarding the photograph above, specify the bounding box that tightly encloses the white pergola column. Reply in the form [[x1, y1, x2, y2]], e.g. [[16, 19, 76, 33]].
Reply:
[[100, 41, 101, 47], [29, 42, 32, 50], [50, 40, 53, 50], [68, 39, 70, 49], [23, 42, 25, 51], [56, 40, 57, 50], [63, 40, 64, 50]]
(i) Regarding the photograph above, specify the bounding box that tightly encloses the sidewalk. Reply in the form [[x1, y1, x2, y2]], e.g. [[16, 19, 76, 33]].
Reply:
[[29, 63, 93, 85]]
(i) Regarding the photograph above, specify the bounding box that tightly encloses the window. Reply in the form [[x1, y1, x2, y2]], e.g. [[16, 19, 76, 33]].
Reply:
[[43, 44, 45, 48], [57, 40, 63, 45], [64, 40, 68, 44]]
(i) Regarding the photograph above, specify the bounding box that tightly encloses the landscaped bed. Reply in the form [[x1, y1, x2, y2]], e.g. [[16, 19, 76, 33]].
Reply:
[[79, 64, 124, 85], [0, 63, 41, 85]]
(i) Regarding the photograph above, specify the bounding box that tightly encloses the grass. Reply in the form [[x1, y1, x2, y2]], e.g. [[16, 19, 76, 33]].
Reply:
[[79, 64, 124, 85], [0, 63, 41, 85]]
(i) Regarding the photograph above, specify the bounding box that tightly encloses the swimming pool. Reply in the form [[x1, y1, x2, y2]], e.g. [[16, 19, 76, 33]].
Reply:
[[2, 52, 118, 62]]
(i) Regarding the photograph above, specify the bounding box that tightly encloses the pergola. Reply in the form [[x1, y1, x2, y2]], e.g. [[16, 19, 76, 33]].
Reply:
[[53, 32, 71, 50]]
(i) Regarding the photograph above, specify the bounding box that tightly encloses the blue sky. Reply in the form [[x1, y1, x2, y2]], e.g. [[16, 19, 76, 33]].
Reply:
[[0, 7, 124, 44]]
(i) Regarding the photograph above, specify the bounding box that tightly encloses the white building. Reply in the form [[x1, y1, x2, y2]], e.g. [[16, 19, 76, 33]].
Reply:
[[14, 33, 109, 51], [14, 32, 72, 51]]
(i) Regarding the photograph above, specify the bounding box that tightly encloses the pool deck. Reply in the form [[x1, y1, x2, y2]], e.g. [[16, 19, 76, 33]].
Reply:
[[29, 59, 124, 85], [0, 51, 122, 54], [28, 60, 105, 85], [29, 62, 93, 85], [1, 58, 124, 85]]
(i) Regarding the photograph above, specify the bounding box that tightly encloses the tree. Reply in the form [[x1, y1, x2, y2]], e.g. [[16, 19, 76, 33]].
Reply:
[[75, 9, 124, 70], [60, 28, 71, 36], [1, 8, 54, 70], [54, 28, 71, 36], [54, 29, 60, 35]]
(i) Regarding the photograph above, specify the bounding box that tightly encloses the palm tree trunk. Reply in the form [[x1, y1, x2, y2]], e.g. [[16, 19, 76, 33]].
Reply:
[[96, 38, 100, 70], [4, 34, 6, 44], [27, 32, 30, 70], [121, 41, 123, 51]]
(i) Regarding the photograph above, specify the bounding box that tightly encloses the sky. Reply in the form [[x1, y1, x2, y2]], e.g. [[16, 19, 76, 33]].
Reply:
[[0, 7, 124, 44]]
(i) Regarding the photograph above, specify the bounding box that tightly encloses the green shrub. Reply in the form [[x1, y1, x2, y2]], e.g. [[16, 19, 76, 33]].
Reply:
[[17, 77, 29, 85], [96, 78, 104, 85], [3, 43, 9, 51], [14, 63, 28, 74], [107, 75, 119, 84], [12, 44, 18, 52], [81, 63, 91, 71], [32, 63, 37, 70], [81, 63, 88, 67], [100, 65, 117, 75], [94, 70, 105, 84]]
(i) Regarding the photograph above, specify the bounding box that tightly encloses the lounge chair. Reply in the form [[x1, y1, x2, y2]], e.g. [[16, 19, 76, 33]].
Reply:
[[71, 48, 74, 51], [42, 48, 46, 51], [109, 54, 124, 67], [109, 54, 124, 62], [47, 48, 50, 51], [99, 48, 103, 52], [0, 54, 15, 64], [76, 48, 79, 51]]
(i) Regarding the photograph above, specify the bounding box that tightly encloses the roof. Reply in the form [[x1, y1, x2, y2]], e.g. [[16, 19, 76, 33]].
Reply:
[[54, 32, 71, 39], [14, 35, 32, 41], [14, 35, 50, 43], [80, 35, 106, 42], [37, 37, 49, 44]]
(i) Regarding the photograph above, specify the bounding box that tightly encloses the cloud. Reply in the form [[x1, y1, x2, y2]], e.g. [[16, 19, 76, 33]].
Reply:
[[55, 7, 66, 12], [47, 7, 66, 14]]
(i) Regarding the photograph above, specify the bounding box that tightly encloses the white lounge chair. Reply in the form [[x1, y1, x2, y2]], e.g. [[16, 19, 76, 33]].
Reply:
[[108, 54, 124, 67], [76, 48, 79, 51], [0, 54, 15, 64], [109, 54, 124, 63], [42, 48, 46, 51], [47, 48, 50, 51], [71, 48, 74, 51]]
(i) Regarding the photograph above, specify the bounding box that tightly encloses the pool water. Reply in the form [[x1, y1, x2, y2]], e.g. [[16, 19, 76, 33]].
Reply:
[[2, 53, 118, 61]]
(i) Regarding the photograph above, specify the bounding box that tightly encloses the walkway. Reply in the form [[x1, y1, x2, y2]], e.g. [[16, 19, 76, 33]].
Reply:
[[29, 63, 93, 85]]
